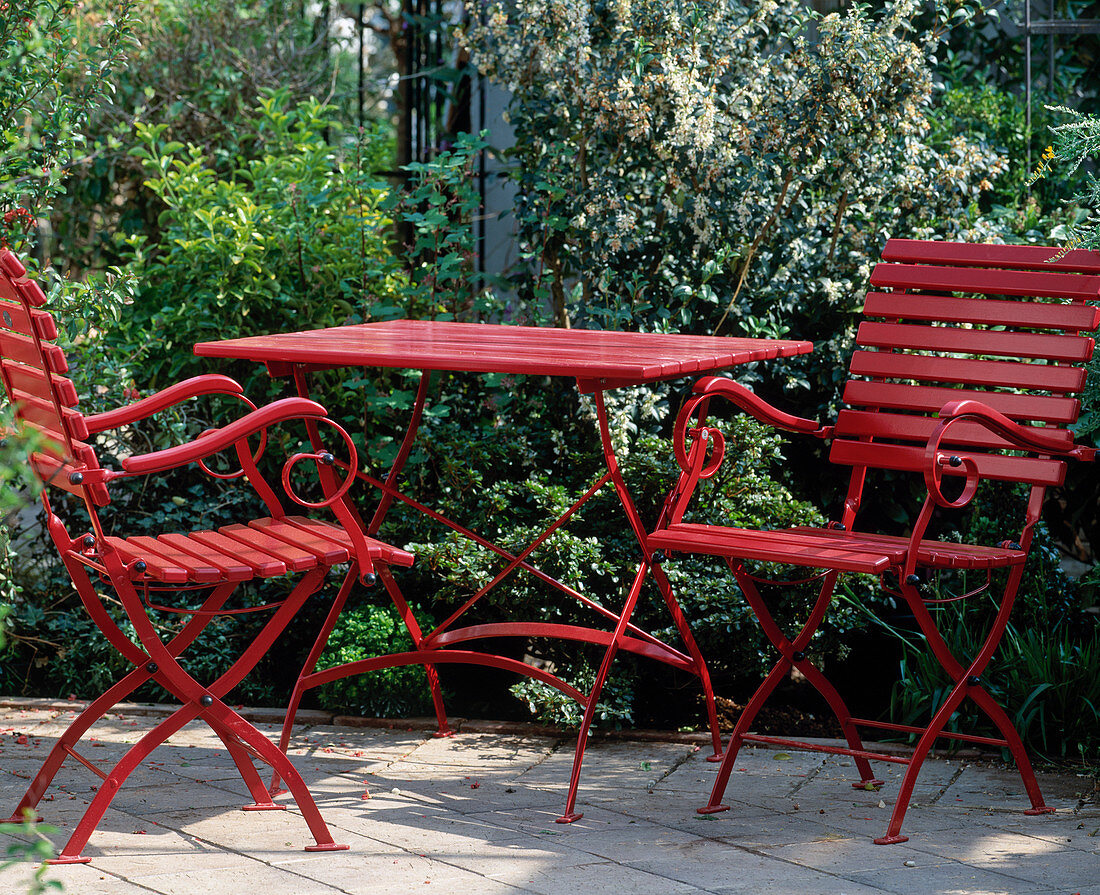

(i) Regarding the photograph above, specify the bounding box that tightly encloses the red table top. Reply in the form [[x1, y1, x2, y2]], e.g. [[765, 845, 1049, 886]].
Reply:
[[194, 320, 812, 387]]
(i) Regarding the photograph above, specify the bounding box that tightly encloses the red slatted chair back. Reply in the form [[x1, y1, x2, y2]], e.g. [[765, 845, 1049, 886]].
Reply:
[[0, 250, 111, 507], [832, 240, 1100, 517]]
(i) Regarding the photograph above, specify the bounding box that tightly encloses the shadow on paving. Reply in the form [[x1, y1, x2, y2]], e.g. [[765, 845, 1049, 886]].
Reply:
[[0, 705, 1096, 895]]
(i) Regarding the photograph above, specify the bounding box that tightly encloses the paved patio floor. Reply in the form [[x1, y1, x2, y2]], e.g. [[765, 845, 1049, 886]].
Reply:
[[0, 702, 1096, 894]]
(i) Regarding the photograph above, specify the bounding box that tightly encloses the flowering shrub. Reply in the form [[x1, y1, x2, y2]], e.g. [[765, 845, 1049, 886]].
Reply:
[[466, 0, 1004, 400]]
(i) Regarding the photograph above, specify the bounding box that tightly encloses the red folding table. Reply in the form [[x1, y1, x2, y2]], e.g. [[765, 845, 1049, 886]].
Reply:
[[195, 319, 811, 820]]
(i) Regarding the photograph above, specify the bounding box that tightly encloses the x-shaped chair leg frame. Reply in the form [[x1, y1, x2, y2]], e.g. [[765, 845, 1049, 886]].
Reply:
[[874, 569, 1051, 843], [700, 562, 882, 816], [10, 547, 348, 863]]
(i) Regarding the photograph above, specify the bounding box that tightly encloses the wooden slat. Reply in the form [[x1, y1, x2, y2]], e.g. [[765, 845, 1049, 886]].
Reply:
[[856, 321, 1093, 363], [0, 330, 67, 373], [862, 291, 1100, 332], [869, 262, 1100, 301], [157, 533, 253, 581], [881, 239, 1100, 274], [829, 440, 1066, 486], [124, 536, 222, 583], [843, 380, 1080, 424], [2, 363, 78, 406], [834, 409, 1074, 451], [649, 523, 898, 573], [10, 389, 90, 441], [188, 530, 288, 577], [248, 518, 350, 564], [786, 526, 1026, 569], [103, 537, 189, 584], [848, 350, 1087, 393], [0, 299, 58, 340], [282, 515, 416, 568], [217, 523, 318, 571]]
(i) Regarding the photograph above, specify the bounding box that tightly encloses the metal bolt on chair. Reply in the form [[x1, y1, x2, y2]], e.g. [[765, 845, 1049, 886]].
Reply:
[[647, 239, 1100, 843], [0, 249, 413, 862]]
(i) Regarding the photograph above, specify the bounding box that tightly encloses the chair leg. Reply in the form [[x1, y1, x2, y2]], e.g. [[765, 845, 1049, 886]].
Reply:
[[733, 567, 879, 784], [11, 582, 241, 823], [50, 706, 200, 863], [556, 560, 647, 824], [271, 567, 358, 795], [650, 562, 723, 761]]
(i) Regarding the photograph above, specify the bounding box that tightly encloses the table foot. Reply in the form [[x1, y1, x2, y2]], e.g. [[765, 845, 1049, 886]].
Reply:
[[242, 803, 287, 811], [47, 854, 92, 865], [873, 834, 909, 845], [1024, 806, 1055, 816], [852, 779, 884, 790], [697, 804, 730, 815], [705, 752, 724, 763], [304, 842, 349, 852], [556, 812, 583, 824], [432, 728, 456, 739]]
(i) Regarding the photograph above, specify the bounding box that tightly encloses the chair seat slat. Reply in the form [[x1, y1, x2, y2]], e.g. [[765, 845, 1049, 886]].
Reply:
[[217, 524, 320, 571], [124, 536, 223, 583], [651, 522, 1026, 571], [248, 518, 351, 564], [103, 537, 190, 583], [862, 291, 1100, 331], [842, 380, 1080, 424], [849, 350, 1086, 393], [869, 262, 1100, 300], [282, 515, 415, 567], [856, 321, 1093, 362], [157, 533, 254, 581], [188, 530, 289, 577], [829, 440, 1066, 486]]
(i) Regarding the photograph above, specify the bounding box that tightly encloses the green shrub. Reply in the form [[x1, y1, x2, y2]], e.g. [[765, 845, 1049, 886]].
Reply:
[[314, 603, 438, 718]]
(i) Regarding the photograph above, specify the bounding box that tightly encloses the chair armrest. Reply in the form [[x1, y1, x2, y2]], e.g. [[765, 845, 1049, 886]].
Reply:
[[84, 375, 245, 434], [120, 397, 328, 474], [689, 376, 830, 436], [938, 399, 1097, 461]]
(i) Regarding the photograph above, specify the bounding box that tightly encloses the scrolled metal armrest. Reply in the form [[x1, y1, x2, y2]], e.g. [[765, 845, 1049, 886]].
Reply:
[[672, 376, 829, 475], [120, 397, 328, 474], [938, 399, 1095, 459], [84, 374, 246, 434], [280, 418, 359, 509]]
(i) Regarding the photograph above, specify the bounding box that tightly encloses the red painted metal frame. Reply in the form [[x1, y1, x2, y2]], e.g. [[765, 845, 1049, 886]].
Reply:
[[0, 250, 436, 860], [648, 239, 1100, 844], [195, 321, 811, 821]]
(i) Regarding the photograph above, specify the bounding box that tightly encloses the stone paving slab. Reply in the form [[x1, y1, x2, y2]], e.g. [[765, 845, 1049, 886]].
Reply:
[[0, 705, 1096, 894]]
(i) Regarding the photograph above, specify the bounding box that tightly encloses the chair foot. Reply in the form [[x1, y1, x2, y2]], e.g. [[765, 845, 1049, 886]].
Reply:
[[873, 834, 909, 845], [432, 728, 455, 739], [242, 803, 287, 812], [304, 842, 349, 852], [556, 812, 583, 824], [852, 778, 884, 790], [268, 786, 289, 798], [47, 854, 93, 865], [705, 751, 724, 763], [697, 804, 730, 815], [1024, 806, 1055, 816], [5, 813, 44, 824]]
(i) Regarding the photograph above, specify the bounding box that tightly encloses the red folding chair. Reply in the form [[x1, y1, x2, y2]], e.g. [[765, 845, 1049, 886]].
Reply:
[[647, 240, 1100, 843], [0, 249, 413, 862]]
